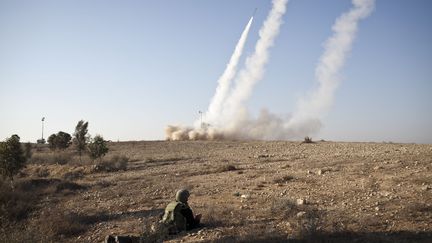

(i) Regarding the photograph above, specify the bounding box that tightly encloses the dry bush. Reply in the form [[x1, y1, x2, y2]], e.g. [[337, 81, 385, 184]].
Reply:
[[0, 178, 86, 222], [29, 151, 74, 165], [270, 198, 299, 218], [16, 178, 59, 190], [35, 167, 50, 177], [269, 198, 323, 241], [216, 164, 237, 173], [273, 175, 294, 184], [238, 225, 288, 242], [92, 155, 129, 172], [0, 178, 64, 222], [303, 136, 314, 144], [217, 224, 287, 242], [200, 207, 225, 228], [62, 170, 84, 181], [93, 180, 114, 189], [295, 210, 322, 241], [0, 180, 36, 221], [400, 202, 432, 220], [55, 181, 87, 193], [45, 212, 87, 238], [144, 156, 186, 163], [0, 225, 48, 243], [38, 210, 111, 239], [140, 221, 169, 243]]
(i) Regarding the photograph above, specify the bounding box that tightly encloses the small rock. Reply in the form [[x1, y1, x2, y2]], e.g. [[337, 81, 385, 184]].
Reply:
[[374, 166, 382, 170], [421, 185, 430, 191], [296, 211, 306, 218], [241, 194, 250, 199], [375, 206, 380, 211], [233, 192, 241, 197], [317, 169, 323, 175], [297, 199, 305, 205]]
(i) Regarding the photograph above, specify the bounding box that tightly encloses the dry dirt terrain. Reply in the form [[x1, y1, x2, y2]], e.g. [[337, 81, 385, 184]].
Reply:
[[1, 140, 432, 242]]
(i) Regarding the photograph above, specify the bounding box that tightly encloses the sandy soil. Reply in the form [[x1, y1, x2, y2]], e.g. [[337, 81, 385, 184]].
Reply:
[[9, 140, 432, 242]]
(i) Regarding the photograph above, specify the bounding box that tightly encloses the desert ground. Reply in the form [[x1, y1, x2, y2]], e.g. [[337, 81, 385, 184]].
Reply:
[[1, 140, 431, 242]]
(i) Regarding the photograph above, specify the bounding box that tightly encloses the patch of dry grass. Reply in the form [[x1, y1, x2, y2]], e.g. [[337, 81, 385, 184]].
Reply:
[[216, 164, 237, 173], [273, 175, 294, 184], [0, 180, 36, 221], [92, 155, 129, 172], [62, 170, 84, 180], [29, 151, 75, 165]]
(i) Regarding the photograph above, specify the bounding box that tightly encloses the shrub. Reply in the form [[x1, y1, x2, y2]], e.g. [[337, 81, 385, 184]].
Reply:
[[47, 211, 87, 237], [0, 179, 36, 221], [0, 135, 27, 184], [216, 164, 237, 173], [28, 152, 73, 165], [40, 210, 112, 239], [270, 198, 299, 218], [92, 155, 128, 173], [48, 131, 72, 150], [140, 221, 169, 242], [110, 155, 129, 169], [93, 180, 114, 189], [273, 175, 294, 184], [36, 167, 50, 177], [53, 152, 73, 165], [62, 170, 84, 181], [88, 135, 109, 162], [303, 136, 314, 143], [55, 181, 87, 192]]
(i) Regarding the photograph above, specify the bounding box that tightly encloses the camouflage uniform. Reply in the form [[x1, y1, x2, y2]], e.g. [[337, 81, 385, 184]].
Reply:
[[162, 189, 200, 233]]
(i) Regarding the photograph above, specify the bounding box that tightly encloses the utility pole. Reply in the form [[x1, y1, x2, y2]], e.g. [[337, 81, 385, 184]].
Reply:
[[37, 117, 46, 144], [41, 117, 45, 140]]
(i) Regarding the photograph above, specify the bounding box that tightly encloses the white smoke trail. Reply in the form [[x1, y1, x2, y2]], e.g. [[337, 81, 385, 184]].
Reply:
[[200, 16, 254, 128], [166, 0, 289, 141], [219, 0, 288, 130], [285, 0, 376, 137], [166, 0, 374, 141]]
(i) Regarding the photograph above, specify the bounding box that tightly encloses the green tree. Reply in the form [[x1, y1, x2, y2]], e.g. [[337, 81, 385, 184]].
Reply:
[[48, 133, 57, 150], [48, 131, 72, 150], [88, 135, 109, 162], [73, 120, 89, 162], [0, 135, 27, 187]]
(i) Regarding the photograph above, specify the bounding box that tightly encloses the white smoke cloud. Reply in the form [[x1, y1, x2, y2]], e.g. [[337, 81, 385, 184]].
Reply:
[[166, 0, 289, 141], [165, 0, 375, 141]]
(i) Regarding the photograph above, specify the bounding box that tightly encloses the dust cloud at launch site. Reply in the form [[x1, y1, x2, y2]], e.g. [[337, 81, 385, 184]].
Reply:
[[166, 0, 376, 141]]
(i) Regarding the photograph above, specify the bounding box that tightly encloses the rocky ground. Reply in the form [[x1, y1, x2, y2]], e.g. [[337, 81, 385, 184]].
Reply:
[[1, 140, 432, 242]]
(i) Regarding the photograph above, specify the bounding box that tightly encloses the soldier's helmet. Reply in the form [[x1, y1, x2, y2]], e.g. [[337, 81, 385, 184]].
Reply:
[[176, 189, 190, 203]]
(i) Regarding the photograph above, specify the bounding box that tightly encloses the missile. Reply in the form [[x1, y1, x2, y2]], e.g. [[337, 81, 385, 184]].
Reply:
[[252, 8, 258, 17]]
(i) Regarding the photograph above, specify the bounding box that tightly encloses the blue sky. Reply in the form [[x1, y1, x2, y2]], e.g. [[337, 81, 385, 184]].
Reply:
[[1, 0, 431, 143]]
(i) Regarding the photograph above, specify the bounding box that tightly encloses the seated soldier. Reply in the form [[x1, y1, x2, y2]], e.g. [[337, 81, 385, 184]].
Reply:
[[162, 189, 201, 233]]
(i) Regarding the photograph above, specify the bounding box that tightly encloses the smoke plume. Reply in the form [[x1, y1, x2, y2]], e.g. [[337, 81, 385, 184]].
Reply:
[[285, 0, 375, 136], [209, 0, 288, 129], [165, 0, 375, 141], [200, 16, 254, 128]]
